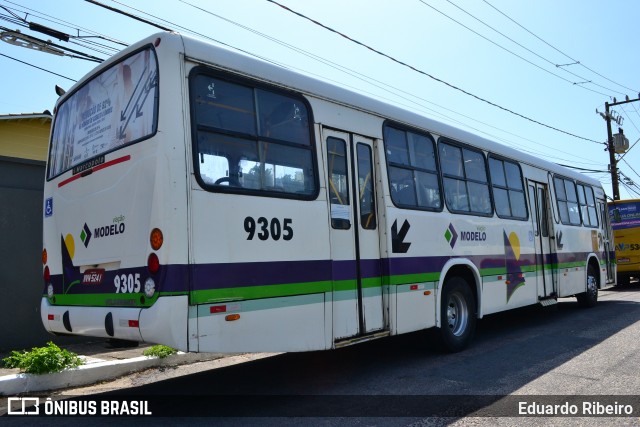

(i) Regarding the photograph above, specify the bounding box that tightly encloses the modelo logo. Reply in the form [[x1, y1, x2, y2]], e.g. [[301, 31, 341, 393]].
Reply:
[[460, 230, 487, 242], [82, 215, 126, 247], [94, 222, 125, 238]]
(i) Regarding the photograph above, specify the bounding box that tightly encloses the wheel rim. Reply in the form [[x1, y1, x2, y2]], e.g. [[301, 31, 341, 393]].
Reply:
[[446, 291, 469, 337]]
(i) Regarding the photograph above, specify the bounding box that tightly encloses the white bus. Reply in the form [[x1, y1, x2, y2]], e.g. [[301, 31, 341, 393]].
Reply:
[[41, 32, 615, 353]]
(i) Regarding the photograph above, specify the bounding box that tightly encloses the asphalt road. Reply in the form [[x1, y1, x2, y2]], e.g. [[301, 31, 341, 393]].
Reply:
[[5, 283, 640, 426]]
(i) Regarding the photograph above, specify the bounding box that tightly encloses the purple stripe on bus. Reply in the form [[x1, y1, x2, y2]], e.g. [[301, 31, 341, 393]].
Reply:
[[48, 250, 600, 296]]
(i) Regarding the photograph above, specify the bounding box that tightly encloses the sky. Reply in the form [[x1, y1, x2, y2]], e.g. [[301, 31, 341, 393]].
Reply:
[[1, 0, 639, 199]]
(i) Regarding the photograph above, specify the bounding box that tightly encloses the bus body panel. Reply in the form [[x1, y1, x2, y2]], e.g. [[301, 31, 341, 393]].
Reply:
[[196, 295, 326, 353], [188, 189, 332, 352], [41, 298, 143, 342]]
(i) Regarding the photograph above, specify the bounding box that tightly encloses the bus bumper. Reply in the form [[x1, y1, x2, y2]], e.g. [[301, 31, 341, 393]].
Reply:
[[40, 296, 188, 350]]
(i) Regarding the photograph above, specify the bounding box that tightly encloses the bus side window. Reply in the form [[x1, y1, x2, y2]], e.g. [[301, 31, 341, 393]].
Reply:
[[257, 90, 310, 146], [489, 156, 527, 220], [383, 123, 440, 210], [190, 69, 317, 198], [554, 176, 581, 226], [439, 140, 491, 216], [528, 185, 539, 236], [327, 137, 351, 229], [357, 143, 377, 230]]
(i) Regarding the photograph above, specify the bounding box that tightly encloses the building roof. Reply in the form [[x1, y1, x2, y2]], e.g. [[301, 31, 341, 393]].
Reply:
[[0, 112, 52, 121]]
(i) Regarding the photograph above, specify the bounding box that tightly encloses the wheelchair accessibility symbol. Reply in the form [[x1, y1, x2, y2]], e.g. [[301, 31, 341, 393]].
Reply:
[[45, 197, 53, 218]]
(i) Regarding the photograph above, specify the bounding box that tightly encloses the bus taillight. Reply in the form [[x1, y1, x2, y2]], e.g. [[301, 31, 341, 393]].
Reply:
[[148, 253, 160, 274], [42, 248, 50, 286]]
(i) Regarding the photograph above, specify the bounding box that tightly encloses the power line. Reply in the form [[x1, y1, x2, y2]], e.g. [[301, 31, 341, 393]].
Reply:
[[174, 0, 604, 165], [94, 0, 281, 69], [481, 0, 639, 95], [0, 1, 126, 58], [84, 0, 171, 31], [621, 158, 640, 184], [1, 0, 127, 46], [557, 164, 608, 174], [417, 0, 611, 97], [619, 177, 640, 198], [0, 52, 75, 81], [435, 0, 624, 97], [266, 0, 599, 144], [9, 0, 609, 170], [0, 25, 103, 62]]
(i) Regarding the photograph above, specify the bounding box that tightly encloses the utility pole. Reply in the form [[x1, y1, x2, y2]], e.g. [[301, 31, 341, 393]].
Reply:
[[602, 96, 639, 200]]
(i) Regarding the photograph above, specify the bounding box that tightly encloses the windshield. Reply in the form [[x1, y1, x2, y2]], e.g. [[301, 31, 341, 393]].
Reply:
[[47, 47, 158, 179]]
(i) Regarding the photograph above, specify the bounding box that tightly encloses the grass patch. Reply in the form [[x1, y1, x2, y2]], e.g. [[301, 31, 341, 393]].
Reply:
[[143, 345, 178, 358], [2, 342, 83, 374]]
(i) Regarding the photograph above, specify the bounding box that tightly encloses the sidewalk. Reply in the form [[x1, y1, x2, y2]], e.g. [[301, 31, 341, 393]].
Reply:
[[0, 340, 227, 396]]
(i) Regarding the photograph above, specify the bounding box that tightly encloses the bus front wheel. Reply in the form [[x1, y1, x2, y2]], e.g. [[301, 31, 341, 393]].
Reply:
[[438, 277, 476, 352]]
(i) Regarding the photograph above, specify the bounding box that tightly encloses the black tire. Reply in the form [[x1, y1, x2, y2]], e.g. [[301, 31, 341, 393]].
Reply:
[[438, 277, 477, 352], [577, 264, 598, 308]]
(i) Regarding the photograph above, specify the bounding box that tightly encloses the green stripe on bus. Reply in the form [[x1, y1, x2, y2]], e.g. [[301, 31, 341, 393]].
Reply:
[[189, 280, 334, 304]]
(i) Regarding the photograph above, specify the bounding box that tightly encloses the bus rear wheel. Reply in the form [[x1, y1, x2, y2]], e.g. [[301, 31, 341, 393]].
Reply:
[[438, 277, 476, 352], [577, 264, 598, 308]]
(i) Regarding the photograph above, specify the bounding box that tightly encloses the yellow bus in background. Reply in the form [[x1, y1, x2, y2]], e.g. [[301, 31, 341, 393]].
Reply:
[[609, 199, 640, 285]]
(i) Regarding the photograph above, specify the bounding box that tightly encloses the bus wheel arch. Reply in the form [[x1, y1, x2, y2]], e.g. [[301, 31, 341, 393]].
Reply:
[[577, 257, 599, 308], [436, 263, 479, 352]]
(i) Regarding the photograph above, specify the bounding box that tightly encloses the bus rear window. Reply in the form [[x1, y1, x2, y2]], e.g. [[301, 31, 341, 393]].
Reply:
[[47, 47, 158, 179]]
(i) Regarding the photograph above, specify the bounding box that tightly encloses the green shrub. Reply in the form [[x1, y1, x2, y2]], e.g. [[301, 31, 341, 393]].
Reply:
[[2, 342, 83, 374], [143, 345, 177, 358]]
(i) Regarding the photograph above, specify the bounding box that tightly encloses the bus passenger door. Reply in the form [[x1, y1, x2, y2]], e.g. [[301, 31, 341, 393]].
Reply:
[[528, 181, 557, 299], [323, 128, 385, 341]]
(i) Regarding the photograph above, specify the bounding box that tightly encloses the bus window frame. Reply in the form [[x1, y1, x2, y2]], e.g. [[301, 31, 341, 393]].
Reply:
[[438, 137, 494, 218], [487, 154, 529, 221], [576, 182, 599, 228], [46, 44, 160, 181], [188, 66, 319, 201], [382, 121, 443, 212], [553, 175, 582, 226]]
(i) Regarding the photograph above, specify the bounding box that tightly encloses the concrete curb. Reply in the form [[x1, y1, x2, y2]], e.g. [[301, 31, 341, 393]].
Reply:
[[0, 352, 221, 396]]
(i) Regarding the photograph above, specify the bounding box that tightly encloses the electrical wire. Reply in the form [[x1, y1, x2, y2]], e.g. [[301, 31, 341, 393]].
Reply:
[[621, 158, 640, 184], [418, 0, 614, 97], [172, 0, 603, 166], [265, 0, 600, 144], [0, 24, 103, 62], [0, 52, 75, 81], [95, 0, 612, 168], [0, 0, 127, 47], [3, 0, 613, 171], [556, 164, 608, 174], [446, 0, 626, 96], [481, 0, 639, 95]]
